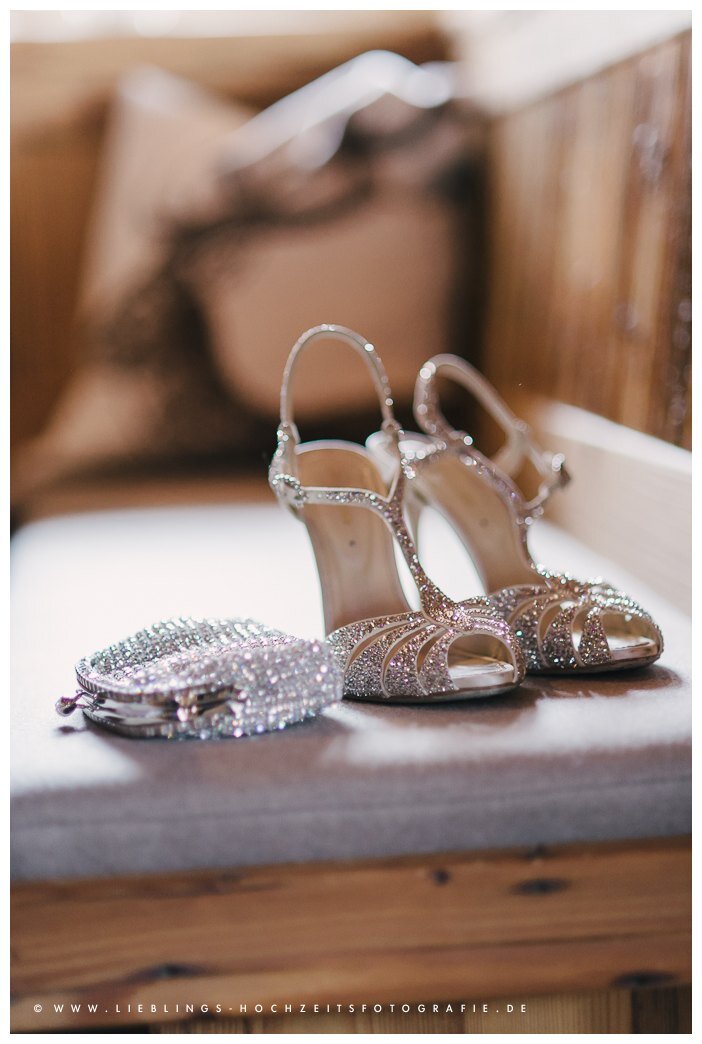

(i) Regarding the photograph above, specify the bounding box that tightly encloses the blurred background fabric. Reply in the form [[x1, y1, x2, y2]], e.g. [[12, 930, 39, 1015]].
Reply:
[[14, 55, 483, 504], [12, 14, 483, 514], [10, 11, 691, 521]]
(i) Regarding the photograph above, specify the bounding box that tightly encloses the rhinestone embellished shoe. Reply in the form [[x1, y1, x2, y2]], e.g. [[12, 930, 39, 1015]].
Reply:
[[269, 326, 525, 702], [367, 354, 663, 675]]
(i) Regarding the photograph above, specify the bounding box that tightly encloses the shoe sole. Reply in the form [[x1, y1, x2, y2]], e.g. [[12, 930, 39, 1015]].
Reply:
[[342, 681, 521, 704], [529, 652, 662, 676]]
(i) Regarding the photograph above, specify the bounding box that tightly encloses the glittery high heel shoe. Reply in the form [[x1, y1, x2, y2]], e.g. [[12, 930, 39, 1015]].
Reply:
[[367, 355, 663, 674], [269, 326, 525, 702]]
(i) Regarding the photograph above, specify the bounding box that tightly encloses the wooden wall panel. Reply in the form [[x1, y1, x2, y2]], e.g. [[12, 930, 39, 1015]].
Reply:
[[10, 123, 103, 443], [482, 32, 691, 448]]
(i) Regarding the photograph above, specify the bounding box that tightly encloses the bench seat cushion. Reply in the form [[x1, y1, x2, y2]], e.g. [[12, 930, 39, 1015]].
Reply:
[[11, 481, 691, 880]]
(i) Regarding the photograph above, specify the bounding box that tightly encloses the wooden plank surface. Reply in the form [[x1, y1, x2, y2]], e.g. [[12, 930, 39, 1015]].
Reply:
[[11, 836, 691, 1031], [152, 988, 637, 1033], [149, 985, 691, 1033], [631, 983, 692, 1034], [482, 31, 691, 448]]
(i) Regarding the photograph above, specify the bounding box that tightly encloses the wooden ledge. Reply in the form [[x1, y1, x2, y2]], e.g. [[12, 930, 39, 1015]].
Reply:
[[509, 392, 691, 613], [11, 835, 691, 1031]]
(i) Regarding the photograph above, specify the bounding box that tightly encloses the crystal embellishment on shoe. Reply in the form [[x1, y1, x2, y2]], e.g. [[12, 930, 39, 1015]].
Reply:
[[365, 353, 663, 675], [59, 617, 342, 738], [270, 325, 525, 702], [326, 598, 522, 701], [488, 571, 663, 674]]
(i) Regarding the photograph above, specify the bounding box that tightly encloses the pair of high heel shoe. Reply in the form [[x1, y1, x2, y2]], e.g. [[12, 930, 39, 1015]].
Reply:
[[270, 324, 663, 703]]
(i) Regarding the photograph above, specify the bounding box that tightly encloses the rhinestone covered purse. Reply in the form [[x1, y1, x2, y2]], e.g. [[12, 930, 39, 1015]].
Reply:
[[56, 617, 342, 738]]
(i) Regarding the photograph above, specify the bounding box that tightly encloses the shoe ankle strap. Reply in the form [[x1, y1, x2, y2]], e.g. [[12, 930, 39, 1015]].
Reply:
[[414, 354, 570, 512], [272, 325, 402, 512], [280, 324, 398, 435]]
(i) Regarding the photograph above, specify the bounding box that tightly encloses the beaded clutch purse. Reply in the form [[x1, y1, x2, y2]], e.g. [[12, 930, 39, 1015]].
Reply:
[[56, 617, 342, 739]]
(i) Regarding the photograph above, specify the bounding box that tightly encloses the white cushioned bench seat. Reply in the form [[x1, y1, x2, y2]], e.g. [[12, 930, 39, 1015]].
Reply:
[[11, 482, 691, 881]]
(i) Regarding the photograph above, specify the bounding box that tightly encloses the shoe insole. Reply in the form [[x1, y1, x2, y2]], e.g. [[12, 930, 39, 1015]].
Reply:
[[295, 441, 516, 690]]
